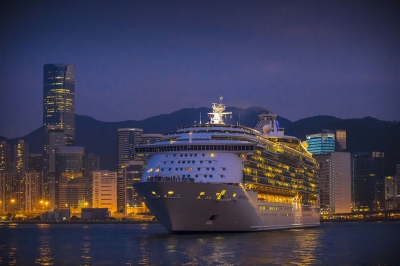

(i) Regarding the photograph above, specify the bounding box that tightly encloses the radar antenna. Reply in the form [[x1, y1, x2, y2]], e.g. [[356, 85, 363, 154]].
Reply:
[[207, 95, 232, 124]]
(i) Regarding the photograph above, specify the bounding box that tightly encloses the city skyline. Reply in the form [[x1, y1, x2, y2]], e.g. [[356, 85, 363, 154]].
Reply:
[[1, 0, 400, 138]]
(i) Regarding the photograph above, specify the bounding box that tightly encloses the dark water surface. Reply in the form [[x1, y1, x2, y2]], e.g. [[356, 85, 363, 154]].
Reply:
[[0, 221, 399, 265]]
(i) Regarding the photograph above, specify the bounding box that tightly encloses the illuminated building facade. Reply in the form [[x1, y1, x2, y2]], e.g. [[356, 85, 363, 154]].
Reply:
[[351, 152, 385, 211], [56, 146, 85, 210], [0, 141, 11, 173], [14, 140, 29, 173], [117, 128, 143, 213], [117, 129, 162, 213], [43, 63, 75, 203], [396, 163, 400, 208], [85, 153, 100, 208], [384, 176, 396, 210], [335, 130, 346, 152], [25, 172, 42, 211], [306, 132, 335, 155], [92, 171, 117, 214], [314, 152, 351, 214]]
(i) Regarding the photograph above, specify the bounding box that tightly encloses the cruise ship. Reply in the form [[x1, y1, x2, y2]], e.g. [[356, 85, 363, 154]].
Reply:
[[134, 97, 319, 233]]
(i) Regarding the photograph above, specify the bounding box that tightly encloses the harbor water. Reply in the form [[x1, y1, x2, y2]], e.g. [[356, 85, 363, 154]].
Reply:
[[1, 221, 399, 265]]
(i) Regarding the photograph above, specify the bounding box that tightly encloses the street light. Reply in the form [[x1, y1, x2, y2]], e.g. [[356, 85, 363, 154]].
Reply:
[[40, 200, 44, 210], [45, 201, 49, 210]]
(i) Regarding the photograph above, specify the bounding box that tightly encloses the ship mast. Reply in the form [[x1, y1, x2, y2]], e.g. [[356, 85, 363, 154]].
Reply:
[[208, 96, 232, 124]]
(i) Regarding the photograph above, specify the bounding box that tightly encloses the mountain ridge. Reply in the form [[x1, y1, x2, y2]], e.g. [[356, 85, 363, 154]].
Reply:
[[1, 107, 399, 175]]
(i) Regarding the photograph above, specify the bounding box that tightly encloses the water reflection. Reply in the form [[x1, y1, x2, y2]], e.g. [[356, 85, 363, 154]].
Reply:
[[36, 224, 53, 265], [80, 225, 92, 265]]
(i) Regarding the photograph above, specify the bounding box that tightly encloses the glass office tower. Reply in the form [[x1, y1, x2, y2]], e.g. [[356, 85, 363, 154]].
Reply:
[[43, 64, 75, 201]]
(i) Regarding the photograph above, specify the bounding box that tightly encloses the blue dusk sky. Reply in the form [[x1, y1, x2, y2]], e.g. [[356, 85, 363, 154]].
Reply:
[[0, 0, 399, 138]]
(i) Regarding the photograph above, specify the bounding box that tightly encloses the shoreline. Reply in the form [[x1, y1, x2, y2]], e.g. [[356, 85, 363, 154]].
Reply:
[[2, 218, 400, 225]]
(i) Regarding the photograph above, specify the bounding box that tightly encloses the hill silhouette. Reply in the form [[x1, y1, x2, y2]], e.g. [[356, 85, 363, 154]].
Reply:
[[2, 107, 399, 174]]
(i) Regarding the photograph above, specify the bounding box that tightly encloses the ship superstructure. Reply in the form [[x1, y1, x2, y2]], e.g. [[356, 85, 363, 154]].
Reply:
[[134, 97, 319, 232]]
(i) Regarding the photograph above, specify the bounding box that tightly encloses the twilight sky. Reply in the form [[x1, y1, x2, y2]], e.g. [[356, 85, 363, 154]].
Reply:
[[1, 0, 399, 138]]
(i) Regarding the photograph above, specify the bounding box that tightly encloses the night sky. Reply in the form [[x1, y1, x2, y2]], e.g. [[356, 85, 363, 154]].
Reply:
[[1, 0, 399, 138]]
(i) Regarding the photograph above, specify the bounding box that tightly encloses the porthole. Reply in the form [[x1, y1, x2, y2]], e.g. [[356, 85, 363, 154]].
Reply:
[[200, 161, 203, 164], [175, 168, 178, 171], [185, 154, 187, 157], [222, 167, 226, 171], [202, 154, 205, 157], [195, 154, 198, 157], [195, 175, 198, 178], [182, 161, 185, 164], [212, 167, 215, 171], [190, 154, 193, 157], [178, 161, 181, 164], [197, 167, 201, 171], [206, 168, 209, 171], [204, 175, 207, 178], [192, 161, 195, 163], [164, 162, 166, 164], [171, 161, 174, 164], [209, 161, 211, 164], [210, 175, 213, 178], [174, 154, 176, 157], [220, 175, 224, 178], [180, 154, 183, 157], [180, 168, 183, 171], [169, 168, 171, 171], [183, 175, 186, 177]]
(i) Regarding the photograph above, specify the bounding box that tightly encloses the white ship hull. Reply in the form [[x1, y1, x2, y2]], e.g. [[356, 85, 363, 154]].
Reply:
[[135, 181, 320, 233]]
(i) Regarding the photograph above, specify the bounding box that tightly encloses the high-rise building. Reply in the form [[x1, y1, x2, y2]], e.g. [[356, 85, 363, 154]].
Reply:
[[117, 129, 163, 213], [14, 140, 29, 173], [92, 171, 117, 213], [384, 176, 396, 210], [306, 129, 346, 155], [0, 141, 11, 173], [43, 63, 75, 203], [395, 163, 400, 208], [306, 132, 335, 155], [28, 154, 43, 173], [85, 153, 100, 208], [351, 152, 385, 212], [43, 63, 75, 146], [313, 154, 330, 214], [56, 146, 85, 210], [25, 172, 42, 211], [117, 128, 143, 213], [335, 130, 346, 152], [314, 152, 351, 214]]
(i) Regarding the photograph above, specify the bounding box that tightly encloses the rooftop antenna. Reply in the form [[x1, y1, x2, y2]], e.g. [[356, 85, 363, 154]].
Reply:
[[200, 112, 202, 124]]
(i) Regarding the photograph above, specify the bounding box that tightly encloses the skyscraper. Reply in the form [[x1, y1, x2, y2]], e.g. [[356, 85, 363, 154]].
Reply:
[[43, 63, 75, 202], [117, 128, 143, 213], [314, 152, 351, 215], [306, 129, 346, 155], [306, 132, 335, 155], [0, 141, 11, 173], [351, 152, 385, 211], [14, 140, 29, 173], [85, 153, 100, 207], [117, 129, 163, 213], [56, 146, 85, 210]]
